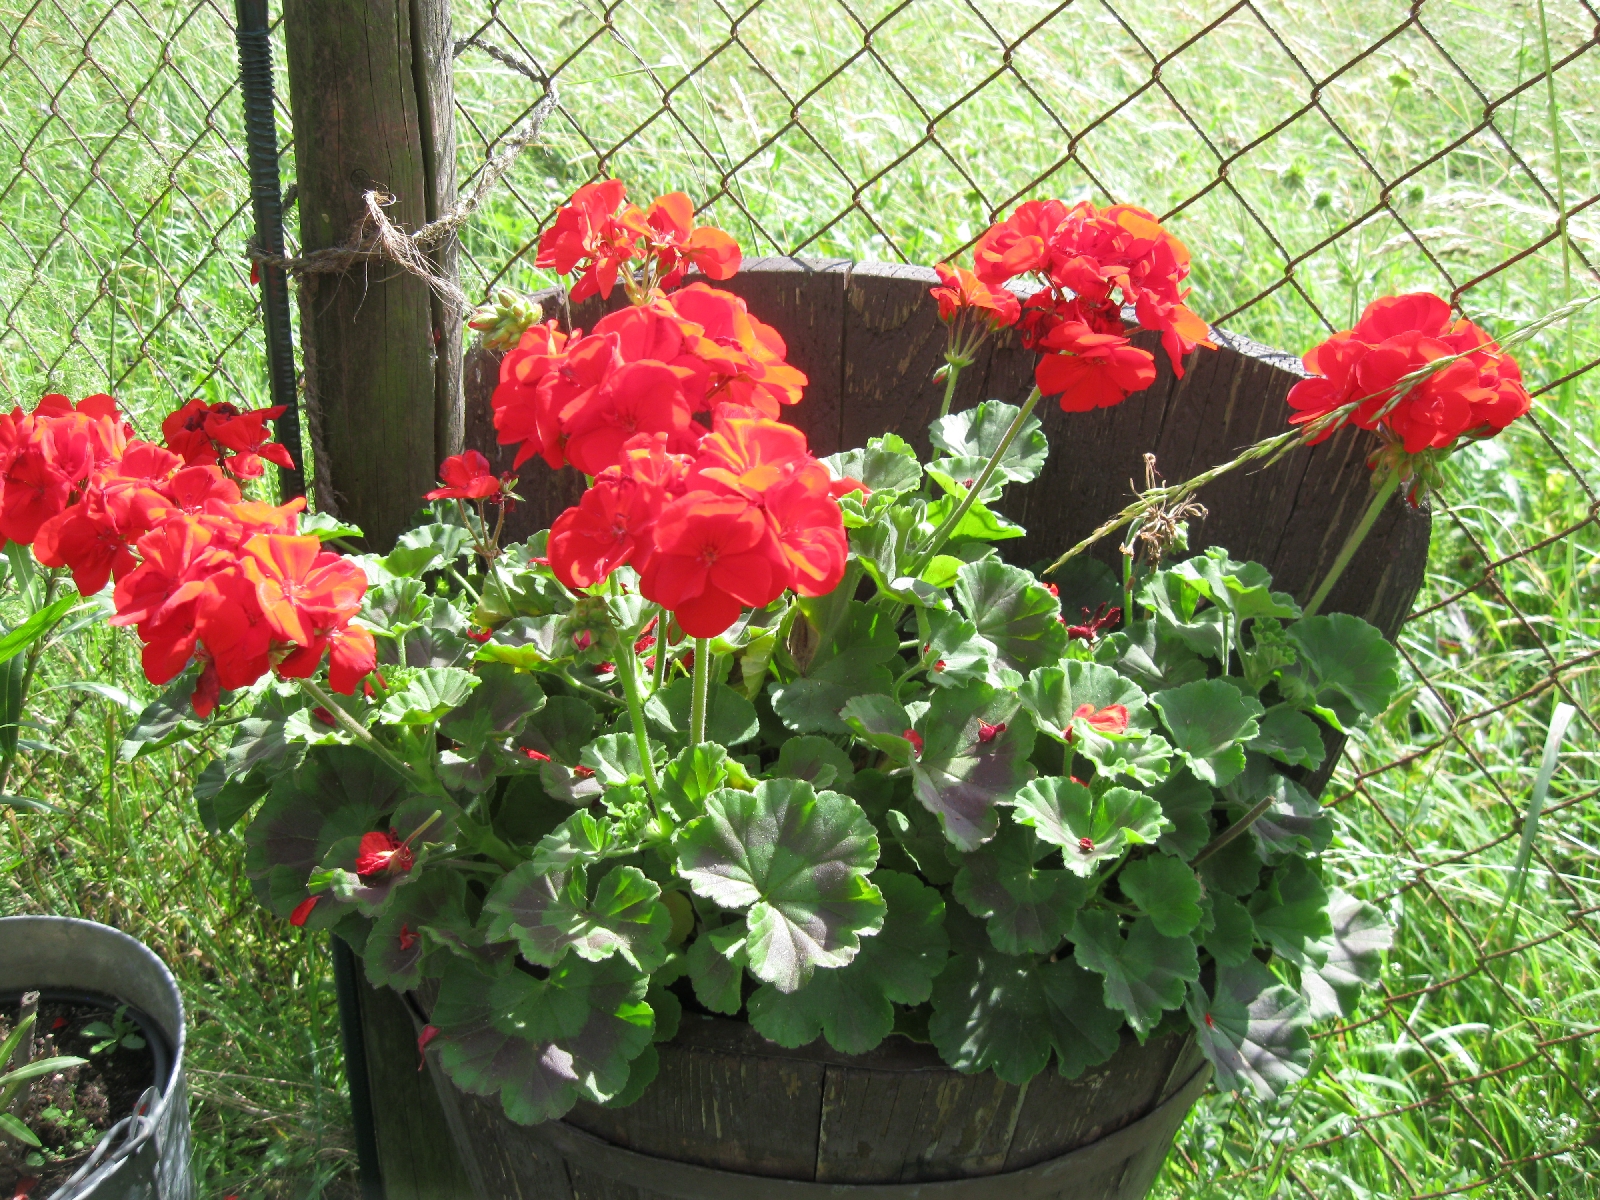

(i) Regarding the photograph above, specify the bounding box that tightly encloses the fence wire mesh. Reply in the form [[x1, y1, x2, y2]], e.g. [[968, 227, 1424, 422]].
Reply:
[[6, 0, 1600, 1196]]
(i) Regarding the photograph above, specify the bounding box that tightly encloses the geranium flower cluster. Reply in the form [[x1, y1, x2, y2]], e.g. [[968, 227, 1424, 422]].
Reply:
[[536, 180, 741, 303], [496, 184, 852, 637], [0, 392, 372, 717], [966, 200, 1213, 411], [1286, 292, 1531, 456]]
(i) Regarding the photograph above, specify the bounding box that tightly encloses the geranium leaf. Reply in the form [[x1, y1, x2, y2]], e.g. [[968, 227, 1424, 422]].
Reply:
[[365, 869, 473, 990], [923, 610, 1011, 690], [1283, 614, 1400, 732], [645, 677, 759, 747], [194, 761, 269, 836], [1247, 859, 1332, 967], [439, 663, 544, 756], [377, 667, 479, 726], [925, 494, 1025, 543], [910, 683, 1035, 851], [823, 433, 923, 493], [384, 522, 472, 578], [119, 670, 205, 760], [841, 693, 916, 764], [748, 871, 949, 1055], [1137, 571, 1227, 661], [530, 811, 636, 875], [1197, 832, 1264, 896], [224, 690, 307, 777], [1171, 548, 1300, 623], [1245, 772, 1331, 860], [1202, 893, 1257, 967], [954, 560, 1067, 674], [518, 695, 598, 764], [1012, 777, 1169, 876], [484, 862, 670, 972], [431, 955, 653, 1123], [1151, 769, 1213, 859], [686, 925, 748, 1015], [770, 600, 899, 734], [1187, 958, 1312, 1100], [1119, 854, 1203, 937], [659, 743, 729, 822], [1070, 911, 1198, 1035], [929, 399, 1048, 483], [580, 733, 650, 787], [243, 746, 408, 918], [1099, 620, 1209, 693], [952, 820, 1088, 954], [1151, 679, 1263, 786], [929, 915, 1121, 1085], [1302, 890, 1393, 1020], [1019, 662, 1153, 740], [772, 736, 856, 792], [476, 615, 565, 669], [1247, 704, 1326, 770], [674, 779, 885, 992], [926, 456, 1007, 504], [882, 804, 958, 886], [396, 598, 471, 669]]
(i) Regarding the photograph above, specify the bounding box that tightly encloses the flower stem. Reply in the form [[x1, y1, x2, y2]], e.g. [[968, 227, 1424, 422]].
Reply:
[[1191, 791, 1278, 867], [608, 598, 660, 800], [937, 360, 964, 418], [0, 570, 61, 797], [911, 387, 1040, 577], [651, 611, 670, 695], [297, 678, 426, 788], [690, 637, 711, 744], [1301, 466, 1400, 619]]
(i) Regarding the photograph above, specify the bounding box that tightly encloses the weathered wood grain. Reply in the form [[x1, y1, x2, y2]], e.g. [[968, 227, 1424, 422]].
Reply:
[[283, 0, 460, 549]]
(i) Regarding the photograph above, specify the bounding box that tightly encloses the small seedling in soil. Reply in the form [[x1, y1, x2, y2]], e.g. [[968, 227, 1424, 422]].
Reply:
[[78, 1009, 145, 1057]]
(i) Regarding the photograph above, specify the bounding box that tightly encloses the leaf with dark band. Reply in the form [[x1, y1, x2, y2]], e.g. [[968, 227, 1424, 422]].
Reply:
[[910, 683, 1035, 851], [1187, 959, 1311, 1100], [674, 779, 884, 992], [484, 862, 670, 972], [1071, 911, 1198, 1035], [748, 871, 948, 1055], [952, 820, 1088, 954], [1012, 777, 1169, 876]]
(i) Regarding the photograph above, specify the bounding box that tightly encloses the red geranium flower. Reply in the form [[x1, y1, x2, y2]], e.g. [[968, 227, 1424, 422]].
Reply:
[[355, 830, 414, 878], [639, 492, 788, 637], [1072, 703, 1129, 736], [930, 263, 1020, 330], [425, 450, 504, 501]]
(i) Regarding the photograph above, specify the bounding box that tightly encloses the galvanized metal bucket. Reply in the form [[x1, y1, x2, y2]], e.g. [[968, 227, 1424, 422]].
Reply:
[[0, 916, 193, 1200]]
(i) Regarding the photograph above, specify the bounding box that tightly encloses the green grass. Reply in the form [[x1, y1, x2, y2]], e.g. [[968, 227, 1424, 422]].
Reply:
[[4, 0, 1600, 1196]]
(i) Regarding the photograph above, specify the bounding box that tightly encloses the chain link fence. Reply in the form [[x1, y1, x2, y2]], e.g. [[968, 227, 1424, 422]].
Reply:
[[6, 0, 1600, 1195]]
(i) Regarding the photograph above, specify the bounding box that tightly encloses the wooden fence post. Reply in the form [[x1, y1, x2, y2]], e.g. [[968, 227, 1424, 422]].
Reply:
[[283, 0, 462, 551]]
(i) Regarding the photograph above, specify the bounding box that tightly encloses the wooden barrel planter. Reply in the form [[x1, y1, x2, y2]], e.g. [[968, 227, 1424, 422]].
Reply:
[[348, 258, 1431, 1200]]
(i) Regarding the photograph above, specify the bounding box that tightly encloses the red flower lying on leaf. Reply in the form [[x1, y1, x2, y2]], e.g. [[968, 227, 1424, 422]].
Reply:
[[1285, 292, 1530, 498], [1071, 703, 1130, 736], [355, 830, 415, 878], [955, 200, 1212, 412]]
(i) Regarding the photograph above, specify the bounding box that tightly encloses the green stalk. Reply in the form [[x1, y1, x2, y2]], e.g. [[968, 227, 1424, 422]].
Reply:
[[0, 570, 62, 797], [911, 387, 1041, 576], [1301, 467, 1401, 619], [609, 614, 660, 799], [690, 637, 711, 744], [1191, 790, 1278, 867], [651, 621, 669, 694], [937, 359, 964, 419], [297, 678, 425, 788]]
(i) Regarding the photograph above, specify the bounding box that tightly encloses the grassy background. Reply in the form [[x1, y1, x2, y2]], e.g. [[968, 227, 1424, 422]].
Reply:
[[4, 0, 1600, 1195]]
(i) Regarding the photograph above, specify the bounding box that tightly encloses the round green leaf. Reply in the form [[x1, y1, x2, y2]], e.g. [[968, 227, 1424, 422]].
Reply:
[[1187, 959, 1311, 1100], [1012, 777, 1169, 876], [1151, 678, 1263, 786], [484, 862, 670, 972], [953, 820, 1088, 954], [954, 560, 1067, 674], [1119, 854, 1202, 937], [910, 683, 1036, 851], [674, 779, 885, 992], [1070, 911, 1198, 1036], [748, 871, 949, 1055]]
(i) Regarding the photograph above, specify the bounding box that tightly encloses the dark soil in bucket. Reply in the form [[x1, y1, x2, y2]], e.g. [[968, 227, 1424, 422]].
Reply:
[[0, 996, 158, 1200]]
